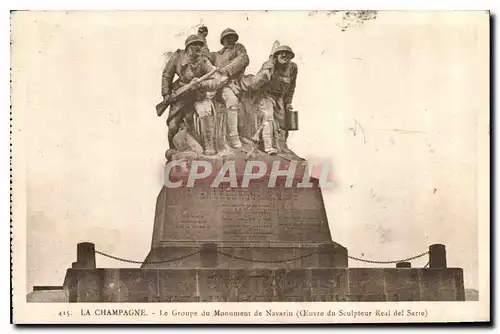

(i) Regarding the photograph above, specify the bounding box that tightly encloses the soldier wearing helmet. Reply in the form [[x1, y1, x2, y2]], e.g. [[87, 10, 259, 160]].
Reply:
[[252, 44, 298, 155], [208, 28, 250, 149], [161, 34, 224, 155]]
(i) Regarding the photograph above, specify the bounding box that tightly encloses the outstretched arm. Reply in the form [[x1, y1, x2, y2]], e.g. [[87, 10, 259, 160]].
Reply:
[[198, 59, 226, 91], [247, 59, 274, 90]]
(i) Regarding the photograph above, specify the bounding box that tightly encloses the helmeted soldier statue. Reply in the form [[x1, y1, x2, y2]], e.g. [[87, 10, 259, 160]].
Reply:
[[161, 34, 223, 155], [251, 45, 298, 155], [208, 28, 250, 149]]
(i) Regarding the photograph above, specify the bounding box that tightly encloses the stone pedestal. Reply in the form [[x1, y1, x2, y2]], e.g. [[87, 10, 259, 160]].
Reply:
[[143, 161, 347, 270]]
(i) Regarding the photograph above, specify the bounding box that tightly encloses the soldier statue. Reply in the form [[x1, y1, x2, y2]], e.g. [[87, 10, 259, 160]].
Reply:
[[160, 34, 226, 156], [208, 28, 250, 149], [250, 45, 298, 155]]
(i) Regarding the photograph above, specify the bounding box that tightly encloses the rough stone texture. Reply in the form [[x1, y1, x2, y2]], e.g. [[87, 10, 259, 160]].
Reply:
[[26, 287, 67, 302], [144, 172, 347, 270], [30, 163, 466, 303], [151, 179, 332, 246], [465, 289, 479, 301], [142, 244, 347, 270], [63, 267, 466, 302]]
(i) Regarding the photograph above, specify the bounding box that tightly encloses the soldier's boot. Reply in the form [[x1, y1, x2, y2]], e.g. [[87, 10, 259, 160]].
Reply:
[[262, 121, 277, 155], [227, 107, 242, 149], [200, 116, 216, 155]]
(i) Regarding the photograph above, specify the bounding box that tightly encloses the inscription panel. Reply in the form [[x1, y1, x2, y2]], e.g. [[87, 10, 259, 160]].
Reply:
[[155, 181, 332, 245]]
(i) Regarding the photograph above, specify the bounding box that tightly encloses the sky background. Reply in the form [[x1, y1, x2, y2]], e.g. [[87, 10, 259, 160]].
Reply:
[[11, 10, 488, 292]]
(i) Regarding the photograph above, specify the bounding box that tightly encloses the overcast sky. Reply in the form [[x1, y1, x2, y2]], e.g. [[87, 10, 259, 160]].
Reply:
[[11, 11, 488, 293]]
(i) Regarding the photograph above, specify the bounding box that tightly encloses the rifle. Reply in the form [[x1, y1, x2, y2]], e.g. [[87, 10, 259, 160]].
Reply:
[[156, 66, 221, 117]]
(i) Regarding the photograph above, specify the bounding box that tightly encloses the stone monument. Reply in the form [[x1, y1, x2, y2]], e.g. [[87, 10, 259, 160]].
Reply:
[[30, 35, 466, 303]]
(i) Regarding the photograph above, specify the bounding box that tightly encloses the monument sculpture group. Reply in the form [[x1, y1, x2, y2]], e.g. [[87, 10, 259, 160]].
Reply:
[[157, 27, 302, 164]]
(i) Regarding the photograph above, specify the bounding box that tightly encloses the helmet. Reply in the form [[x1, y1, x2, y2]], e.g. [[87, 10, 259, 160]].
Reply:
[[272, 45, 295, 59], [185, 34, 205, 48], [220, 28, 239, 44]]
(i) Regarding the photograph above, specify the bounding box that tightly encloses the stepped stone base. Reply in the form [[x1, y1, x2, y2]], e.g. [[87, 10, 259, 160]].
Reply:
[[63, 267, 465, 302], [142, 243, 348, 269], [30, 163, 467, 303]]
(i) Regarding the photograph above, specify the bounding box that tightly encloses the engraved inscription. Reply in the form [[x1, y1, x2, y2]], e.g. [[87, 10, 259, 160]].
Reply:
[[177, 213, 207, 230], [159, 183, 332, 243]]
